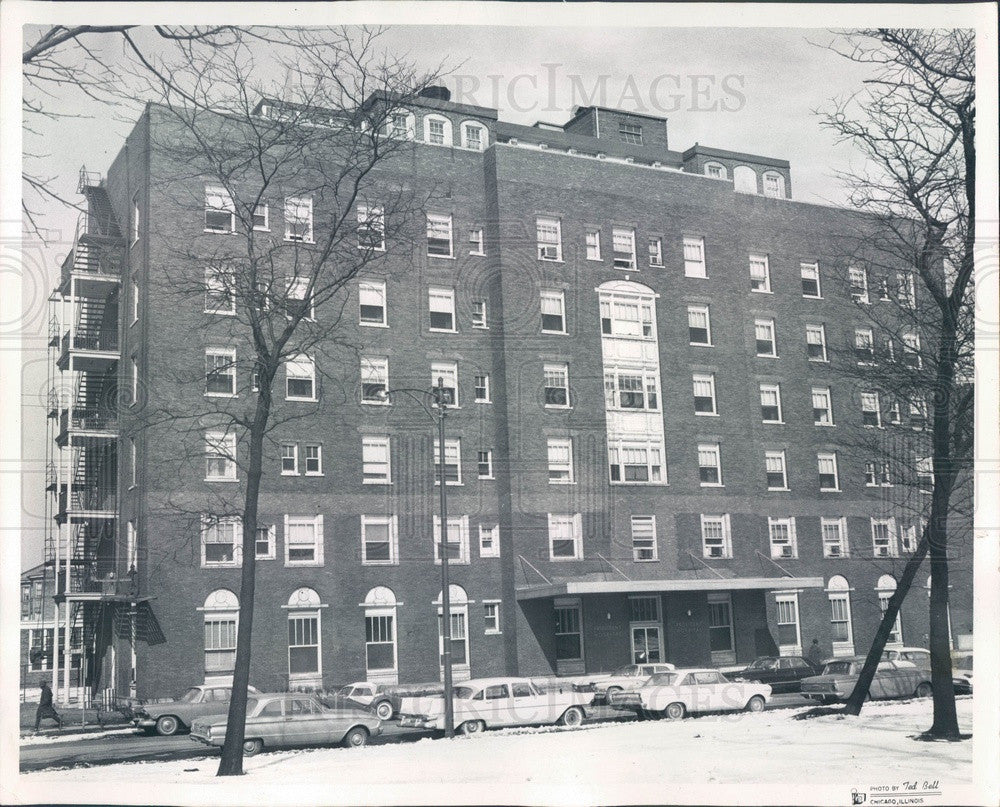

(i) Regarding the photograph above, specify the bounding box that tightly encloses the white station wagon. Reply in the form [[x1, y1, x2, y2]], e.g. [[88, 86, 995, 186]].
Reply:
[[608, 668, 772, 720], [396, 676, 592, 735]]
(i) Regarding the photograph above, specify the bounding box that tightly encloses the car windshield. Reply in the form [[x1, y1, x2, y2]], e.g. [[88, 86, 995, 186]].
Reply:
[[612, 665, 638, 676], [335, 685, 354, 697], [452, 686, 475, 700], [647, 673, 677, 686], [823, 662, 854, 675], [955, 656, 973, 671], [748, 658, 776, 670], [177, 687, 203, 703]]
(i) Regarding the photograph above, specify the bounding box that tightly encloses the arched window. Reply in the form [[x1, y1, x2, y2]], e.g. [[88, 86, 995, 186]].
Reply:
[[875, 575, 903, 646], [704, 162, 727, 179], [826, 576, 854, 656], [364, 587, 398, 683], [733, 165, 757, 194], [386, 109, 415, 140], [286, 587, 322, 685], [459, 120, 487, 151], [202, 589, 238, 676], [423, 114, 453, 146], [435, 585, 470, 680], [763, 172, 786, 198]]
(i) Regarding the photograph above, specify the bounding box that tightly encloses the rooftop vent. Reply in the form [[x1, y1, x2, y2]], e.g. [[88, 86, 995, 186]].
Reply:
[[419, 85, 451, 102]]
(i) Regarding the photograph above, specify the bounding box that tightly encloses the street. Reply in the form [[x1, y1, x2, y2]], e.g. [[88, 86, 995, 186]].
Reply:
[[19, 694, 813, 772]]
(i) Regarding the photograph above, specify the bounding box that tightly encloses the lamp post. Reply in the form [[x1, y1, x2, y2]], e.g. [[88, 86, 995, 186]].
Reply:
[[383, 377, 455, 737]]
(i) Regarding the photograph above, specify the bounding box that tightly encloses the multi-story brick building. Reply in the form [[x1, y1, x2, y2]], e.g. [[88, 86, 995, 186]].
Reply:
[[43, 85, 972, 700]]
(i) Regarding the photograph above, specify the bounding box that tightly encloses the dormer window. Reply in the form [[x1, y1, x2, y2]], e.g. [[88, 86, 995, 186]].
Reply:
[[704, 162, 727, 179], [619, 122, 643, 145], [763, 172, 786, 198], [423, 115, 452, 146], [461, 122, 486, 151]]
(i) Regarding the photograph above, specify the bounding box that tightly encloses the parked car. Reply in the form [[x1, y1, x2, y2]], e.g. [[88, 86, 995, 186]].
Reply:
[[190, 693, 381, 756], [575, 663, 676, 700], [395, 676, 592, 735], [801, 657, 932, 703], [331, 682, 398, 720], [882, 646, 931, 670], [608, 668, 771, 720], [132, 685, 262, 736], [952, 653, 973, 694], [731, 656, 822, 693]]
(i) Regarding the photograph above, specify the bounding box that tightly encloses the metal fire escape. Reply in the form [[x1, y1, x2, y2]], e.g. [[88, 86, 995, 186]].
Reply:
[[44, 167, 145, 704]]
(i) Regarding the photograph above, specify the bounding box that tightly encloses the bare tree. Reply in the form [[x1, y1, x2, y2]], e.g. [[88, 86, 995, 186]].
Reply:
[[114, 27, 446, 774], [816, 28, 974, 738]]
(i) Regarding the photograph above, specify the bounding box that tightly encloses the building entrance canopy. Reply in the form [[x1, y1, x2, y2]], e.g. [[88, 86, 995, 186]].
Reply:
[[515, 576, 825, 601]]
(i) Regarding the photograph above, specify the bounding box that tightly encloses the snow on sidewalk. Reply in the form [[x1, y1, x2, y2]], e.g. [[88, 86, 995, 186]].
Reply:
[[16, 700, 973, 804], [19, 727, 137, 746]]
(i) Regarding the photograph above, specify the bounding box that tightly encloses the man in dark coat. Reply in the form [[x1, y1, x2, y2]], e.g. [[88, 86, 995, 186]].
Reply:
[[34, 681, 63, 731], [807, 638, 825, 669]]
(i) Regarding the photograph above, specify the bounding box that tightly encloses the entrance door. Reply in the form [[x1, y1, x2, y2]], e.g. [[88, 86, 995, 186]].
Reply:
[[707, 593, 736, 665], [629, 596, 665, 664]]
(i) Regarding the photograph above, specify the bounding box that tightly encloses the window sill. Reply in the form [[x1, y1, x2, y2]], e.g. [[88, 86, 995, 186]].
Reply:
[[690, 343, 714, 348], [360, 321, 389, 328], [469, 251, 486, 257], [480, 553, 500, 560], [256, 554, 276, 561], [762, 420, 785, 426], [750, 289, 773, 295], [633, 558, 660, 563], [700, 483, 724, 488], [808, 358, 829, 363], [205, 478, 239, 483], [474, 399, 491, 404], [428, 328, 458, 334], [541, 330, 568, 336], [485, 629, 502, 636], [284, 237, 316, 245], [428, 253, 456, 260], [649, 263, 664, 269], [204, 309, 236, 316], [684, 274, 709, 280], [357, 245, 386, 252], [253, 226, 270, 233], [544, 405, 572, 411], [695, 412, 720, 417], [281, 471, 299, 477], [610, 481, 668, 487], [472, 324, 489, 330], [802, 295, 823, 300], [548, 480, 576, 485], [284, 560, 324, 567], [285, 397, 319, 403], [538, 258, 565, 264], [819, 488, 841, 493], [361, 559, 400, 566], [205, 392, 238, 399], [202, 562, 241, 569], [756, 354, 779, 360], [549, 556, 583, 562], [815, 422, 836, 427], [767, 487, 791, 492], [586, 257, 603, 263], [363, 480, 392, 485], [433, 482, 464, 487], [127, 484, 137, 491], [362, 400, 390, 406], [304, 472, 324, 477], [204, 229, 236, 236]]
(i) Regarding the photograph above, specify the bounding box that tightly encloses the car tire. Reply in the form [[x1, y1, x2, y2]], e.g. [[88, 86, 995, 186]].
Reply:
[[243, 738, 263, 757], [343, 726, 370, 748], [664, 702, 686, 721], [915, 682, 933, 698], [559, 706, 584, 728], [374, 700, 394, 721], [745, 695, 766, 713], [155, 715, 181, 736], [605, 686, 622, 698], [459, 720, 485, 736]]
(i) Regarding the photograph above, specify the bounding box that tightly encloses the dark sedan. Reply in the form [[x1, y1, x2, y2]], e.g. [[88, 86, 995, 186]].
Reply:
[[732, 656, 822, 693]]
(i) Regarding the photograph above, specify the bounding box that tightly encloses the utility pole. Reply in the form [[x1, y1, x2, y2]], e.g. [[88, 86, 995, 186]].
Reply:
[[435, 376, 455, 738]]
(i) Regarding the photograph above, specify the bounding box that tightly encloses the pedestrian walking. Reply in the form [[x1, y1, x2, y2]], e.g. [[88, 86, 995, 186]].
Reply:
[[807, 638, 824, 669], [34, 681, 63, 731]]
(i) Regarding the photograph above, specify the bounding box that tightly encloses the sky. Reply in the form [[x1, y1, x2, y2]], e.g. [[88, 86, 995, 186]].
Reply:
[[13, 23, 909, 568]]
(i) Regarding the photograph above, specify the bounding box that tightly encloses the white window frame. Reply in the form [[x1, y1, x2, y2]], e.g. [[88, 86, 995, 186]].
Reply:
[[701, 514, 732, 559], [692, 373, 718, 416], [201, 516, 242, 567], [759, 383, 784, 424], [252, 201, 269, 232], [547, 438, 574, 484], [428, 286, 457, 332], [359, 280, 387, 327], [362, 436, 392, 485], [687, 305, 712, 346], [426, 213, 454, 258], [361, 515, 399, 565], [536, 216, 563, 262], [433, 437, 462, 485], [361, 356, 389, 405], [204, 185, 235, 234], [612, 227, 637, 270], [902, 333, 922, 369], [205, 429, 238, 482], [284, 195, 314, 243], [704, 162, 727, 179], [388, 110, 415, 139], [818, 452, 840, 492], [827, 577, 855, 656], [812, 386, 834, 426], [916, 456, 934, 493], [483, 600, 502, 634], [205, 347, 237, 397], [861, 392, 882, 428], [755, 318, 777, 357], [768, 516, 798, 559], [540, 289, 567, 334], [608, 439, 667, 485], [285, 354, 317, 401], [364, 589, 399, 682], [749, 254, 771, 293], [821, 517, 849, 558], [698, 442, 723, 487], [800, 262, 821, 298], [474, 373, 491, 403], [433, 515, 470, 565], [205, 266, 236, 315], [604, 367, 661, 412], [203, 594, 238, 674], [303, 443, 322, 476], [849, 267, 869, 304], [548, 513, 583, 561], [896, 271, 916, 309], [877, 577, 904, 646], [131, 277, 139, 324], [648, 237, 663, 267], [871, 518, 898, 558], [287, 602, 322, 681], [255, 524, 276, 560], [469, 228, 485, 256], [765, 450, 789, 491], [543, 363, 571, 409], [478, 524, 500, 558], [471, 299, 488, 329], [430, 361, 459, 408], [775, 592, 802, 655], [806, 324, 828, 362], [683, 236, 707, 278], [600, 294, 655, 339], [284, 276, 315, 321], [762, 172, 785, 199], [357, 205, 385, 251], [477, 449, 494, 480], [855, 328, 875, 363], [423, 114, 453, 146], [460, 121, 486, 151], [284, 515, 324, 566], [585, 229, 602, 261], [281, 442, 298, 475], [631, 515, 658, 562]]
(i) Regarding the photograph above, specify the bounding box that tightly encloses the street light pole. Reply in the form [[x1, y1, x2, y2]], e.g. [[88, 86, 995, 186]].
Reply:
[[435, 376, 455, 738]]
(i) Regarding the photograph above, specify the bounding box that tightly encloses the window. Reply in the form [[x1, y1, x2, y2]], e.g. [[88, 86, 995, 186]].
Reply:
[[775, 594, 801, 653], [760, 384, 783, 423], [388, 110, 414, 139], [692, 373, 717, 415], [683, 236, 707, 278], [131, 355, 138, 406], [536, 216, 562, 261], [483, 601, 501, 634], [129, 438, 137, 488], [204, 185, 235, 233], [864, 461, 888, 487], [763, 172, 785, 198], [910, 395, 928, 427], [281, 443, 298, 475], [205, 430, 237, 481], [205, 266, 236, 315], [255, 524, 276, 560], [477, 449, 494, 479], [698, 443, 722, 486], [769, 517, 797, 558], [806, 324, 827, 362], [543, 363, 570, 408], [800, 262, 821, 298], [285, 515, 324, 565], [361, 357, 389, 404], [619, 121, 642, 144], [479, 524, 500, 558], [361, 515, 398, 564], [304, 444, 322, 475], [548, 513, 582, 560], [631, 515, 657, 561], [433, 438, 462, 485], [648, 238, 663, 267], [687, 305, 712, 346], [748, 254, 770, 293], [205, 348, 237, 396], [131, 278, 139, 323], [285, 355, 316, 401], [601, 296, 655, 338], [765, 450, 788, 490], [424, 114, 452, 146], [604, 368, 660, 411], [609, 440, 665, 484], [585, 229, 602, 261], [822, 517, 849, 558], [426, 213, 453, 257], [469, 228, 485, 256], [755, 318, 777, 357], [896, 271, 916, 309], [900, 521, 920, 553], [613, 228, 636, 270], [701, 514, 732, 559], [812, 386, 834, 425], [854, 328, 875, 363], [203, 590, 239, 673], [284, 276, 314, 320], [359, 280, 387, 326], [430, 361, 458, 407], [202, 517, 241, 566], [540, 289, 566, 333], [555, 601, 583, 661], [876, 576, 904, 644], [733, 165, 757, 193], [917, 456, 934, 493], [364, 588, 398, 679], [474, 374, 490, 403], [849, 267, 869, 303], [252, 202, 269, 231], [357, 205, 385, 251], [888, 398, 902, 424], [861, 392, 881, 427], [818, 452, 839, 491], [471, 299, 487, 329], [362, 436, 391, 484], [547, 438, 574, 484], [827, 576, 854, 652], [131, 196, 140, 243], [704, 162, 727, 179], [902, 333, 922, 369], [284, 196, 313, 242], [428, 287, 456, 331], [288, 602, 321, 677], [872, 520, 898, 557], [437, 587, 470, 669], [433, 515, 470, 564], [462, 122, 485, 151]]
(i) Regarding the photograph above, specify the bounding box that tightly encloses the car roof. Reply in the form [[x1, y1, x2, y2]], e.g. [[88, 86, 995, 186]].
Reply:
[[459, 677, 538, 688]]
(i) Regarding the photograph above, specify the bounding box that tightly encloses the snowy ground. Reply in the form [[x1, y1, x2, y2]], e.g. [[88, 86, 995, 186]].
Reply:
[[18, 727, 137, 746], [13, 699, 976, 805]]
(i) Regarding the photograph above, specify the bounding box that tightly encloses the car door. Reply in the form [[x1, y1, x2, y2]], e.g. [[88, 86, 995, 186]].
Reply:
[[249, 699, 286, 746], [510, 681, 545, 725], [690, 671, 723, 712], [481, 683, 512, 726]]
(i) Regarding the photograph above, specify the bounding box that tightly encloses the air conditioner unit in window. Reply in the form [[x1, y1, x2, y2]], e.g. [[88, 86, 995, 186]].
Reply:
[[707, 547, 723, 558], [538, 245, 559, 261], [779, 547, 793, 558], [827, 547, 841, 557], [875, 547, 889, 557]]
